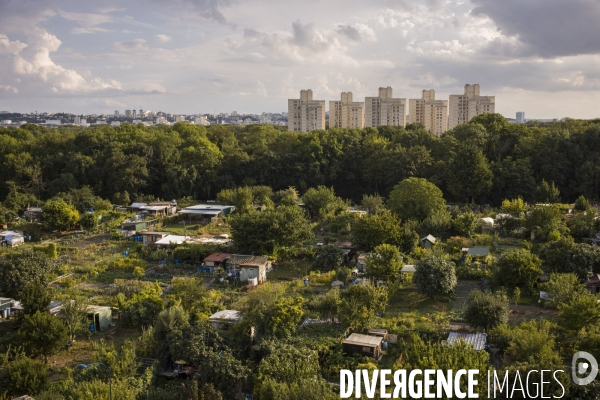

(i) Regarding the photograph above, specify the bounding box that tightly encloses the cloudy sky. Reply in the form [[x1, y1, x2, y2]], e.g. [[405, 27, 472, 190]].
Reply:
[[1, 0, 599, 118]]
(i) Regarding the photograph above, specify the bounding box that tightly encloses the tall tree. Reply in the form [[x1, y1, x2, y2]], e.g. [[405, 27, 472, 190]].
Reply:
[[351, 211, 402, 251], [41, 198, 80, 232], [413, 256, 457, 300], [387, 177, 446, 222], [19, 280, 51, 316], [19, 311, 69, 360], [339, 283, 388, 331], [302, 186, 345, 219], [445, 145, 493, 203], [464, 290, 509, 331], [495, 250, 543, 293], [366, 243, 403, 282], [0, 252, 50, 299]]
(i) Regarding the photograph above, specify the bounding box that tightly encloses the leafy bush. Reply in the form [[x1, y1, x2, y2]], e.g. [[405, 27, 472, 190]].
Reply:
[[107, 257, 146, 272]]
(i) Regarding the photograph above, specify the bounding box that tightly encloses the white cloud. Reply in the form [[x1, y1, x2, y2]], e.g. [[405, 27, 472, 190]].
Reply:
[[154, 34, 172, 43], [58, 10, 113, 34], [8, 29, 121, 93], [112, 38, 148, 52]]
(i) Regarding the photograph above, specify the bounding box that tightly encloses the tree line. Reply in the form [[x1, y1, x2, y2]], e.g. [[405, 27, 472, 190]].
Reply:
[[2, 115, 600, 217]]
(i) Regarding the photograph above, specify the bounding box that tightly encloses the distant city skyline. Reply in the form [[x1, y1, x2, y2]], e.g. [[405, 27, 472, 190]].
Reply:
[[1, 0, 600, 118]]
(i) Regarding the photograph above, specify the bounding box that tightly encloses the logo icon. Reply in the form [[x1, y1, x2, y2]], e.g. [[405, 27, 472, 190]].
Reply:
[[572, 351, 598, 386]]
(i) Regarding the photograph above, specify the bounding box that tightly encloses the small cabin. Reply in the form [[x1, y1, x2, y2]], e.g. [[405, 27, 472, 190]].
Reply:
[[140, 231, 170, 247], [342, 333, 383, 359], [420, 235, 436, 249], [86, 305, 112, 332]]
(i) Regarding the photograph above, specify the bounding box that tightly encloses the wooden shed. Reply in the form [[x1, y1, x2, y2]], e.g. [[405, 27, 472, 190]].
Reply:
[[342, 333, 383, 359]]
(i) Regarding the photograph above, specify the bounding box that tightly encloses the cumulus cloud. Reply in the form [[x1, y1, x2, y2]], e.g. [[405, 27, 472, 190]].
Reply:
[[182, 0, 235, 25], [9, 29, 121, 92], [336, 23, 376, 42], [154, 34, 172, 43], [471, 0, 600, 58]]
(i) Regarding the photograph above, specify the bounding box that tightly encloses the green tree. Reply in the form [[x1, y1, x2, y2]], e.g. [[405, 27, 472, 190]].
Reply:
[[387, 177, 446, 222], [339, 283, 388, 331], [413, 256, 457, 300], [0, 251, 50, 299], [501, 197, 527, 217], [574, 195, 592, 212], [19, 280, 51, 316], [452, 212, 477, 236], [445, 145, 493, 203], [257, 343, 319, 386], [361, 193, 385, 215], [495, 250, 543, 292], [513, 287, 521, 310], [1, 353, 49, 398], [492, 320, 562, 368], [569, 206, 598, 238], [464, 290, 509, 331], [312, 245, 344, 272], [394, 335, 490, 399], [315, 288, 341, 321], [559, 291, 600, 332], [80, 212, 98, 231], [62, 298, 88, 342], [540, 273, 587, 307], [525, 205, 568, 241], [41, 198, 80, 232], [265, 297, 305, 339], [230, 206, 312, 255], [113, 191, 131, 206], [19, 311, 69, 360], [274, 187, 299, 206], [302, 186, 345, 219], [217, 186, 254, 214], [365, 244, 403, 282], [570, 243, 600, 280], [534, 179, 561, 203], [351, 211, 401, 251]]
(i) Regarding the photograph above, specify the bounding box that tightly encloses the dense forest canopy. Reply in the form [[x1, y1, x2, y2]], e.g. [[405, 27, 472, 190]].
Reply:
[[2, 114, 600, 211]]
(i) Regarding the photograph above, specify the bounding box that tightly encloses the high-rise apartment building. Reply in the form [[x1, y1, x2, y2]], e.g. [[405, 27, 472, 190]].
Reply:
[[114, 110, 119, 117], [448, 84, 495, 129], [329, 92, 365, 129], [364, 87, 406, 128], [288, 89, 326, 132], [125, 109, 133, 118], [408, 89, 448, 136], [74, 116, 81, 125], [516, 112, 525, 124], [132, 110, 137, 119]]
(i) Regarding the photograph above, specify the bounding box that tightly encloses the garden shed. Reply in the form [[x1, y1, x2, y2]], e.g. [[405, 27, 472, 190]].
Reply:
[[343, 333, 383, 359], [86, 305, 112, 332]]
